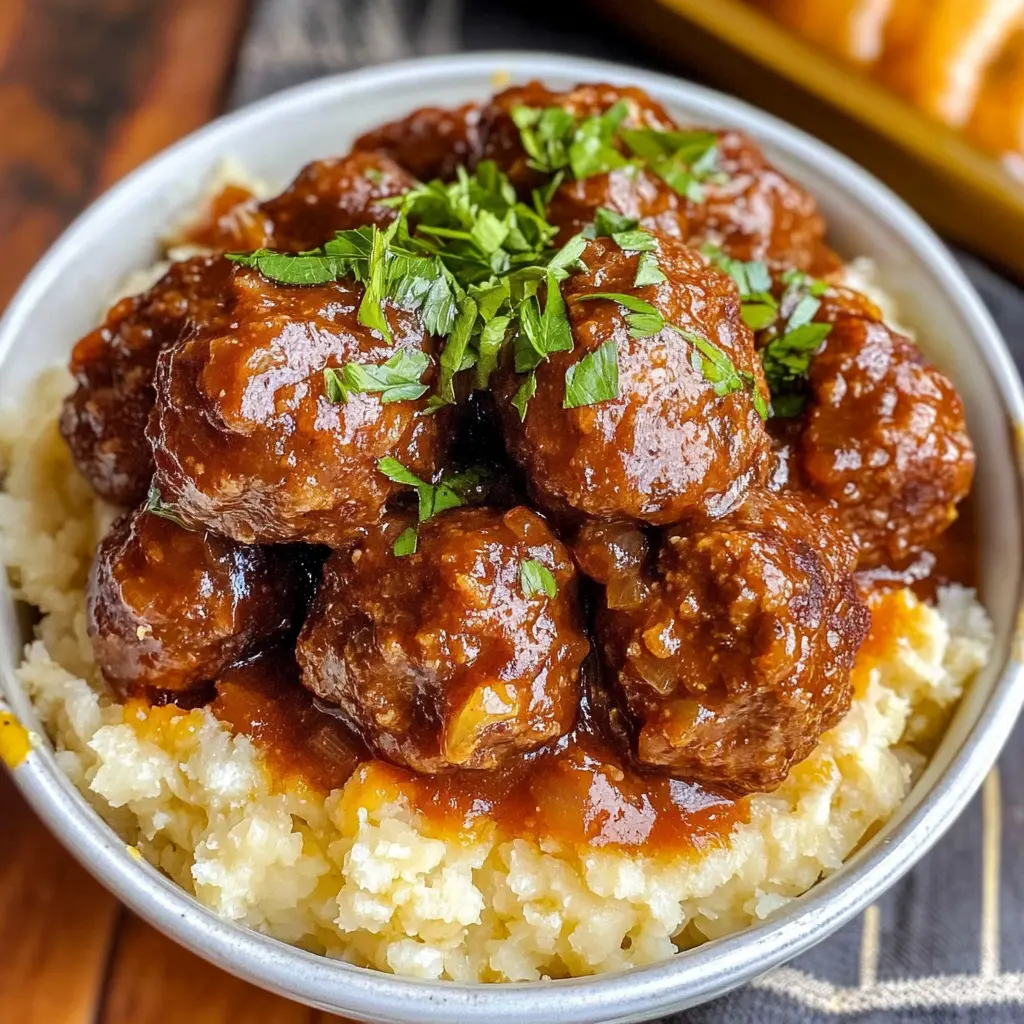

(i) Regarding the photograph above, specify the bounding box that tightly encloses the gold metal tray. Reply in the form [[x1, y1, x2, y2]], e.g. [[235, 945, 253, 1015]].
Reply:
[[594, 0, 1024, 275]]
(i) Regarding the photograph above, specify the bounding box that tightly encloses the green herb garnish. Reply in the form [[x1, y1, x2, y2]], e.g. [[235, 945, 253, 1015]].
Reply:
[[520, 559, 558, 599], [563, 340, 620, 409], [376, 457, 466, 526], [572, 292, 666, 338], [144, 485, 191, 530], [512, 101, 630, 180], [512, 371, 537, 421], [619, 128, 721, 202], [393, 527, 418, 557], [333, 349, 431, 404]]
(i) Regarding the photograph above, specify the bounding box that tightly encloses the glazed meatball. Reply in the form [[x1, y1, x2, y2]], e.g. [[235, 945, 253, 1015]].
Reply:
[[598, 489, 869, 794], [148, 267, 447, 545], [88, 506, 307, 699], [184, 152, 416, 253], [489, 82, 689, 241], [297, 507, 589, 773], [686, 130, 839, 276], [353, 102, 487, 182], [798, 311, 975, 567], [480, 81, 679, 189], [60, 255, 233, 505], [495, 235, 771, 524]]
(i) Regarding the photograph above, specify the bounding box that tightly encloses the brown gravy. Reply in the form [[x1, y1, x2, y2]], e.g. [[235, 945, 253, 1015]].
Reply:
[[208, 650, 745, 854], [200, 502, 976, 857]]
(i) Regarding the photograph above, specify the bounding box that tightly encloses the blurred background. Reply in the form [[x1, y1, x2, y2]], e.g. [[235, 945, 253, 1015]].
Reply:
[[4, 1, 1024, 1022]]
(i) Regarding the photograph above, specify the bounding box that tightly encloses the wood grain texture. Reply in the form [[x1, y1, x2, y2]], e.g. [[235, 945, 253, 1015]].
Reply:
[[97, 913, 314, 1024], [0, 772, 119, 1024], [0, 0, 247, 307], [0, 2, 354, 1021]]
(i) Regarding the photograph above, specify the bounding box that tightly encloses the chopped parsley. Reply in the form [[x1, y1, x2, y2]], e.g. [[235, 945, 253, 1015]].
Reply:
[[376, 457, 465, 523], [510, 105, 726, 204], [520, 559, 558, 599], [634, 251, 667, 287], [563, 340, 620, 409], [144, 485, 190, 530], [701, 246, 833, 418], [392, 527, 418, 557], [326, 349, 431, 405], [586, 207, 640, 238], [572, 292, 666, 339], [619, 128, 722, 202], [512, 371, 537, 421], [511, 101, 630, 180]]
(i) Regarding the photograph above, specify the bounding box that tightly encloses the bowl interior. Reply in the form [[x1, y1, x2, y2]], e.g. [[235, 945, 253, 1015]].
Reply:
[[1, 53, 1022, 1024]]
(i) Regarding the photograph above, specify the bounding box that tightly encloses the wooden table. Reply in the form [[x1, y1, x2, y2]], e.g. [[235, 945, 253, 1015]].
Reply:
[[1, 3, 349, 1019]]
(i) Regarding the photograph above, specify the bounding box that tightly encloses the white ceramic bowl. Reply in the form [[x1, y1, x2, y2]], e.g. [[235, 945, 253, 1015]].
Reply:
[[2, 52, 1023, 1024]]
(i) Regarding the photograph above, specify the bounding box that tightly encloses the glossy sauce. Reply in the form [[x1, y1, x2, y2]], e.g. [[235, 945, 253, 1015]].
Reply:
[[855, 497, 977, 603], [208, 650, 745, 854]]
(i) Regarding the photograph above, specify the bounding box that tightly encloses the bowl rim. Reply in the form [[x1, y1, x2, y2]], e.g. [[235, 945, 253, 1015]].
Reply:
[[3, 50, 1024, 1023]]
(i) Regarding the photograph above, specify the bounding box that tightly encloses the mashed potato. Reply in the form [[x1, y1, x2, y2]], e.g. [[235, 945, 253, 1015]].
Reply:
[[0, 365, 992, 982]]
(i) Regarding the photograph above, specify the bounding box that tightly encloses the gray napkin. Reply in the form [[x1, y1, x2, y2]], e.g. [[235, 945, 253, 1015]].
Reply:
[[233, 3, 1024, 1019]]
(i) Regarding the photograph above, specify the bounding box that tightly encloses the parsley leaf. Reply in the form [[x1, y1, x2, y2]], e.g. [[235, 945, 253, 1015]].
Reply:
[[144, 485, 191, 530], [569, 101, 630, 179], [760, 323, 831, 418], [376, 458, 465, 523], [676, 327, 769, 421], [226, 249, 343, 285], [611, 229, 658, 252], [512, 371, 537, 421], [634, 251, 667, 287], [338, 349, 431, 404], [587, 207, 639, 238], [563, 340, 620, 409], [323, 367, 348, 403], [437, 296, 479, 404], [393, 527, 418, 557], [619, 128, 721, 202], [572, 292, 666, 338], [514, 270, 575, 371], [511, 102, 630, 181], [520, 559, 558, 599]]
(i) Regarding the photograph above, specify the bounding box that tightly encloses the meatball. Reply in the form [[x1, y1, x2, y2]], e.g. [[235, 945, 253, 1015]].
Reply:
[[87, 505, 307, 699], [495, 235, 771, 524], [546, 169, 689, 245], [598, 489, 869, 794], [185, 152, 416, 253], [60, 255, 233, 505], [480, 81, 679, 189], [487, 82, 688, 241], [686, 130, 839, 276], [148, 267, 447, 545], [798, 311, 975, 567], [297, 507, 589, 773], [352, 102, 487, 182]]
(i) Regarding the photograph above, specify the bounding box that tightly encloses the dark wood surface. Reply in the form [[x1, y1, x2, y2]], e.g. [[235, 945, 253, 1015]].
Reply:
[[0, 2, 349, 1019]]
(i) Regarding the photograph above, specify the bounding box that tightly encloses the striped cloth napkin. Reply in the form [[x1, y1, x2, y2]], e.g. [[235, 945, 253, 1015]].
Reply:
[[233, 3, 1024, 1020]]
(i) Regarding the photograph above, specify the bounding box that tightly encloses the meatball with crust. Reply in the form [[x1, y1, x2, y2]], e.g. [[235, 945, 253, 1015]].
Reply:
[[495, 235, 771, 525], [352, 102, 487, 182], [148, 268, 448, 546], [88, 506, 308, 700], [184, 152, 416, 253], [60, 255, 233, 506], [798, 311, 975, 568], [598, 489, 869, 794], [488, 82, 689, 241], [686, 130, 839, 276], [480, 81, 679, 189], [297, 507, 589, 773]]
